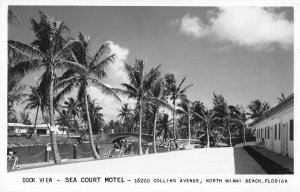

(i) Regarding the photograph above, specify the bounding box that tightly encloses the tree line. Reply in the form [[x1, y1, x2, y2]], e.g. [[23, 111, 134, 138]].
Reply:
[[8, 10, 284, 164]]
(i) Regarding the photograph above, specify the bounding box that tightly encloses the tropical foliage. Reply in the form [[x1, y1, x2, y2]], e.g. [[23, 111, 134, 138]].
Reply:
[[9, 9, 285, 164]]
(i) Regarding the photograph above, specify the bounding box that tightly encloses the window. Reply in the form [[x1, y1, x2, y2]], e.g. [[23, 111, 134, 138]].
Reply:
[[290, 119, 294, 141], [275, 124, 277, 140], [278, 123, 281, 140]]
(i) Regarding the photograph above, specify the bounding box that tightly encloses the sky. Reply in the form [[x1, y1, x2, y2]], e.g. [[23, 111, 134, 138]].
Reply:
[[8, 6, 294, 122]]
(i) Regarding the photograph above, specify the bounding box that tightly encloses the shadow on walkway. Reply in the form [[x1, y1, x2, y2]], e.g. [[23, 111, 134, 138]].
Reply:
[[242, 146, 293, 174], [233, 147, 266, 174]]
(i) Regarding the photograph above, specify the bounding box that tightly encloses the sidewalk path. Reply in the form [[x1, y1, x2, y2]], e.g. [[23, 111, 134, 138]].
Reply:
[[249, 145, 294, 173], [233, 147, 266, 174], [12, 147, 266, 174]]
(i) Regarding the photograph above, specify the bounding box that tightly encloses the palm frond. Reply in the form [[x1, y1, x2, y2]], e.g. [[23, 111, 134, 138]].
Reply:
[[8, 8, 20, 25], [89, 42, 111, 67], [9, 59, 41, 78], [89, 54, 116, 79], [91, 79, 121, 102], [56, 60, 87, 75], [54, 82, 75, 104], [53, 40, 84, 62], [144, 64, 161, 90], [8, 40, 44, 59], [54, 76, 77, 90], [124, 62, 138, 88], [179, 83, 193, 94]]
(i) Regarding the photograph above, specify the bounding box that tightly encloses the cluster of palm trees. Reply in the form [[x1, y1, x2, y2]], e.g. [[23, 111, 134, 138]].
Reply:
[[8, 10, 276, 164]]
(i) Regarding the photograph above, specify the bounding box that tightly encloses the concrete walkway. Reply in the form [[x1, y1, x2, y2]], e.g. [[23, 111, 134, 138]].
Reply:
[[233, 147, 266, 174], [12, 147, 266, 174], [249, 145, 294, 173]]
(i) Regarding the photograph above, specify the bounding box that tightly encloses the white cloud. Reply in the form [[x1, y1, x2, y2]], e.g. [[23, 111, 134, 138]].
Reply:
[[170, 7, 293, 50], [104, 41, 130, 88], [178, 14, 208, 39], [87, 86, 135, 122]]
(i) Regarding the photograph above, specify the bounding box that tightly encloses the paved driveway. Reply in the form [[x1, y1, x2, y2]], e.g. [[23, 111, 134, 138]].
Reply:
[[13, 147, 265, 174]]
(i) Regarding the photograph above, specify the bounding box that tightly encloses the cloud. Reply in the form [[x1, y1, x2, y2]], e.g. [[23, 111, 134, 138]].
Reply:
[[87, 86, 135, 122], [177, 14, 209, 39], [170, 7, 293, 50], [103, 41, 130, 88]]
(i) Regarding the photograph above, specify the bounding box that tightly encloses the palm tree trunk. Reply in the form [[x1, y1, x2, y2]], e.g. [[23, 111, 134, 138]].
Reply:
[[228, 125, 232, 147], [173, 100, 176, 142], [206, 121, 210, 148], [138, 99, 143, 155], [243, 123, 246, 146], [49, 75, 61, 164], [28, 105, 39, 138], [188, 115, 191, 147], [84, 86, 100, 159], [153, 110, 158, 153]]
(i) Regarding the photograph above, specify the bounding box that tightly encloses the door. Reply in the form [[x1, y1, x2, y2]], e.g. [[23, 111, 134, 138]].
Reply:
[[270, 126, 274, 151], [281, 123, 289, 156], [281, 124, 286, 156]]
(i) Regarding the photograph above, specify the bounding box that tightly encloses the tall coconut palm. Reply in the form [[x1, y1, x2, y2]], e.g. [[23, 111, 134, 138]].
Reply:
[[118, 59, 170, 155], [8, 12, 85, 164], [55, 33, 120, 159], [117, 103, 133, 132], [149, 79, 170, 153], [247, 99, 270, 121], [164, 73, 193, 142], [23, 85, 44, 138], [177, 95, 193, 147]]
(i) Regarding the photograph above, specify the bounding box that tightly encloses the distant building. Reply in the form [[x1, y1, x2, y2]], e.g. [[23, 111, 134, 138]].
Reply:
[[250, 94, 294, 158], [8, 123, 65, 136]]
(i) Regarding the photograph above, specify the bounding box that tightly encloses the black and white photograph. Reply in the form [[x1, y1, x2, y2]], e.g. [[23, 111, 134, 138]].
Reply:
[[0, 0, 299, 191]]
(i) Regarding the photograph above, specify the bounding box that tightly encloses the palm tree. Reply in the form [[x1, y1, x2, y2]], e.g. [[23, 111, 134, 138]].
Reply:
[[193, 102, 213, 148], [212, 93, 235, 146], [177, 95, 193, 147], [149, 79, 170, 153], [63, 97, 80, 133], [247, 99, 270, 121], [23, 85, 44, 138], [230, 105, 248, 146], [80, 98, 104, 134], [8, 12, 86, 164], [156, 114, 173, 144], [117, 103, 133, 132], [55, 33, 120, 159], [164, 73, 193, 142], [56, 109, 73, 137], [118, 59, 169, 155]]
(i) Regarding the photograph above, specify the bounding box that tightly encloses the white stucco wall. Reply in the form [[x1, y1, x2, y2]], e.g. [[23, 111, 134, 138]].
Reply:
[[254, 105, 293, 159]]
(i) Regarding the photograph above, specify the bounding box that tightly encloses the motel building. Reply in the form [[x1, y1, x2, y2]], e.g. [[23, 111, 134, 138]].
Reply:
[[8, 123, 65, 136], [250, 94, 294, 159]]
